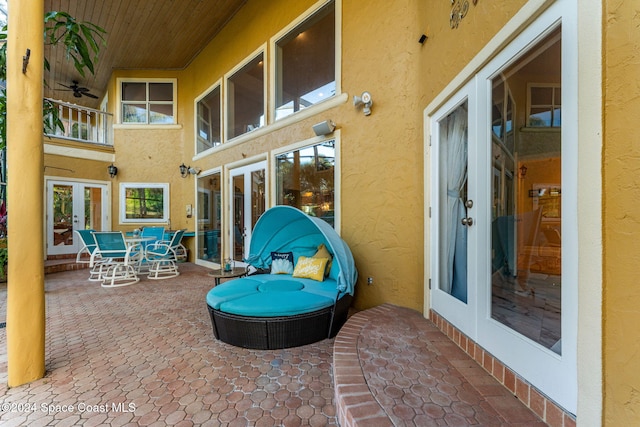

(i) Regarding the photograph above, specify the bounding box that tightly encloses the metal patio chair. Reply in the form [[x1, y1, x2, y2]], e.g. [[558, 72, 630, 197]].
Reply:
[[145, 229, 186, 280], [163, 229, 188, 262], [136, 226, 166, 274], [91, 231, 142, 288], [74, 229, 104, 281]]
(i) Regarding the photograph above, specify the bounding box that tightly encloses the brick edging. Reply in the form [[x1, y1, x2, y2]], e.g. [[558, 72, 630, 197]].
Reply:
[[429, 309, 577, 427], [333, 304, 394, 427]]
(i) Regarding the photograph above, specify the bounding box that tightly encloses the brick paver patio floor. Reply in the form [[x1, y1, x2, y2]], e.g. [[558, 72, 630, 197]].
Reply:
[[0, 263, 546, 426]]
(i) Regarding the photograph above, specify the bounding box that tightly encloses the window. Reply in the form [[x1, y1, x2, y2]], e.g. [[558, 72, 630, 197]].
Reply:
[[119, 183, 169, 223], [226, 53, 264, 139], [527, 83, 561, 127], [196, 84, 221, 153], [275, 140, 335, 226], [275, 1, 335, 120], [120, 80, 175, 124]]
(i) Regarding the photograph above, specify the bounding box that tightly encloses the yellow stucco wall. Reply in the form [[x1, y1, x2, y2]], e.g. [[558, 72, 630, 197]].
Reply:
[[603, 0, 640, 424], [44, 149, 114, 182]]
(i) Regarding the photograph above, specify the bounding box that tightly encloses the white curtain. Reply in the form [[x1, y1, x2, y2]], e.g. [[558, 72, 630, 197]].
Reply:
[[442, 105, 468, 297]]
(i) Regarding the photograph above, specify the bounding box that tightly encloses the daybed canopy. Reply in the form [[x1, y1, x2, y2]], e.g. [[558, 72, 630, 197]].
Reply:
[[245, 205, 357, 295]]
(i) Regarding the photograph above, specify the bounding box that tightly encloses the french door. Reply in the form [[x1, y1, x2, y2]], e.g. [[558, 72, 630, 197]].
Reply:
[[229, 161, 266, 263], [46, 180, 109, 256], [429, 3, 576, 413], [430, 85, 478, 334]]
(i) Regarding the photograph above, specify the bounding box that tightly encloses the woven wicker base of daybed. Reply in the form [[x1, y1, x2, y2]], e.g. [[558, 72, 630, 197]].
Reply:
[[207, 295, 353, 350]]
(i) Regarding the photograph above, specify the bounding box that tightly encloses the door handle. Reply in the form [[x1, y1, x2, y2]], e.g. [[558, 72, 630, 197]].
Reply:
[[461, 217, 474, 226]]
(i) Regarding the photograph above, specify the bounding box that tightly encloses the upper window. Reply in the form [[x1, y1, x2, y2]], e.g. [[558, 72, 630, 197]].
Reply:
[[196, 84, 221, 153], [275, 1, 335, 120], [527, 83, 561, 127], [275, 140, 336, 227], [226, 53, 265, 139], [120, 80, 176, 124], [119, 183, 170, 223]]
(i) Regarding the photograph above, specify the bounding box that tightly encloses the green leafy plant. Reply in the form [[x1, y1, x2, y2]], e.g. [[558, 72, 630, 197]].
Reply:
[[0, 11, 106, 149], [0, 238, 7, 279]]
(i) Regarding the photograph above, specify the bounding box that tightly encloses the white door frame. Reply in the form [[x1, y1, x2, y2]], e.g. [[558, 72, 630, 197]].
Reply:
[[428, 82, 478, 338], [45, 177, 110, 256], [227, 160, 267, 263]]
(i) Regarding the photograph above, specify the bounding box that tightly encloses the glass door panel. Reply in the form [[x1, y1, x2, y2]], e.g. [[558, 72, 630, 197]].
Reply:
[[489, 27, 562, 354], [230, 161, 266, 263], [196, 172, 222, 266], [85, 186, 104, 232], [475, 15, 575, 412], [438, 101, 469, 304], [232, 174, 245, 259], [51, 184, 75, 250], [250, 169, 266, 234]]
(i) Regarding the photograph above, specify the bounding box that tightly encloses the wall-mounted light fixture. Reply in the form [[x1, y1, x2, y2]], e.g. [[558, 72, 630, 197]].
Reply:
[[107, 164, 118, 178], [312, 120, 336, 136], [519, 164, 527, 178], [180, 163, 201, 178], [354, 91, 373, 116], [179, 163, 189, 178]]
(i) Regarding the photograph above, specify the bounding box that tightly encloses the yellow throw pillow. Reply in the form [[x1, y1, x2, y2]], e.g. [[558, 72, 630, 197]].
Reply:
[[313, 243, 333, 277], [292, 256, 329, 282]]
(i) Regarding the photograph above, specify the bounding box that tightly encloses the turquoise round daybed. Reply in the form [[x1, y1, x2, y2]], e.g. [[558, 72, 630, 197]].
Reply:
[[206, 206, 357, 349]]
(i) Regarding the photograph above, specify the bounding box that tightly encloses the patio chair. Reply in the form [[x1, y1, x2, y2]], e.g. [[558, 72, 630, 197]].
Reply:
[[74, 229, 104, 281], [145, 229, 186, 280], [142, 226, 165, 246], [91, 231, 142, 288], [136, 226, 165, 274], [163, 229, 188, 262]]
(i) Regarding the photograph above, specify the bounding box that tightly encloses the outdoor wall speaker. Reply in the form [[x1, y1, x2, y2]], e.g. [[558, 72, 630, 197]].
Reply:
[[312, 120, 336, 136]]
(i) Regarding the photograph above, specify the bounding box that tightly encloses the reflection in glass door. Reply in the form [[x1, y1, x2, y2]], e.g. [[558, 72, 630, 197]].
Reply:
[[47, 180, 108, 256], [489, 27, 562, 354], [230, 162, 266, 262]]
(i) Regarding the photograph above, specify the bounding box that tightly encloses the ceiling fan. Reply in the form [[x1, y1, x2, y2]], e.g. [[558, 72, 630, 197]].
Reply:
[[57, 80, 99, 99]]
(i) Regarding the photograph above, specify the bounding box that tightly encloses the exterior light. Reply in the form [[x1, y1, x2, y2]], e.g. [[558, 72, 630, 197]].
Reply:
[[519, 164, 527, 178], [107, 164, 118, 178], [179, 163, 189, 178]]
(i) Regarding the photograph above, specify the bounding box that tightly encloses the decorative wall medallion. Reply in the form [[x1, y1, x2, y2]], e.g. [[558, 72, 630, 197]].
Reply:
[[450, 0, 478, 29]]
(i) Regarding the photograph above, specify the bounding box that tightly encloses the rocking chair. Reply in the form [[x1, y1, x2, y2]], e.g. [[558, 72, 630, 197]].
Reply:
[[145, 229, 185, 280], [91, 231, 142, 288]]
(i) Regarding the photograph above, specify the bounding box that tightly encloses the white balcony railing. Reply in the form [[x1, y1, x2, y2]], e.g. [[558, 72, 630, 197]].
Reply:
[[44, 98, 113, 146]]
